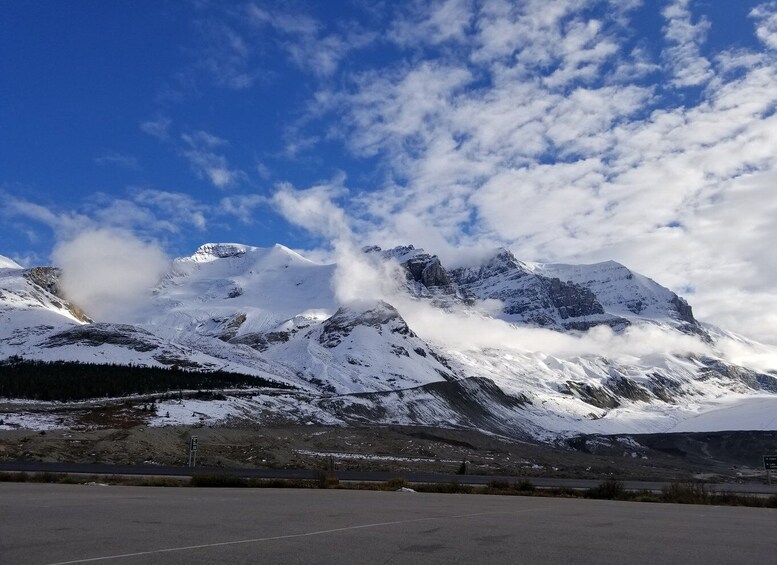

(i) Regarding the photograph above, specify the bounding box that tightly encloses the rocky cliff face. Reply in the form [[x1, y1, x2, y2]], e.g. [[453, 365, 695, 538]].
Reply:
[[536, 260, 700, 327], [365, 245, 466, 305], [449, 249, 628, 330]]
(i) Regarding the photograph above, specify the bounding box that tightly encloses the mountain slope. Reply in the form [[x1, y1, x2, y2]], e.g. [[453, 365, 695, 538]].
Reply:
[[259, 301, 456, 394], [449, 249, 628, 330], [533, 260, 699, 332], [1, 242, 776, 439], [0, 264, 88, 350], [141, 243, 338, 342]]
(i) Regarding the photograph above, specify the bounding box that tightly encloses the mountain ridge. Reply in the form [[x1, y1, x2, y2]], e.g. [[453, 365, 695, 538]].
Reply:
[[1, 242, 776, 439]]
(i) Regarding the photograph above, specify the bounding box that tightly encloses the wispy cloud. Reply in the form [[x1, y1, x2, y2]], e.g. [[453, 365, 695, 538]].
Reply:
[[388, 0, 473, 47], [246, 3, 376, 77], [751, 2, 777, 50], [180, 131, 245, 189], [139, 115, 172, 140], [219, 193, 266, 224], [4, 188, 213, 244], [140, 115, 245, 189], [2, 193, 92, 238], [94, 151, 141, 171], [195, 19, 258, 90], [133, 189, 208, 231], [271, 175, 351, 241]]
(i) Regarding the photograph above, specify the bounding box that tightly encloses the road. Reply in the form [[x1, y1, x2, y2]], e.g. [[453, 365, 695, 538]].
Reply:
[[2, 460, 777, 495], [1, 483, 775, 564]]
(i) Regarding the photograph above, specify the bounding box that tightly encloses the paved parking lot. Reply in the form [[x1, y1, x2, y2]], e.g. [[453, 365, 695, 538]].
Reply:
[[2, 483, 776, 564]]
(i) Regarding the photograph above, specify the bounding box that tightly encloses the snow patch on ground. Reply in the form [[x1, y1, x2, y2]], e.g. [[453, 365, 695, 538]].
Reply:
[[0, 411, 69, 431], [294, 449, 459, 463]]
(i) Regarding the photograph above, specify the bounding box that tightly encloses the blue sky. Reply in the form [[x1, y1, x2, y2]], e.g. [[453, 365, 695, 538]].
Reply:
[[2, 0, 777, 343]]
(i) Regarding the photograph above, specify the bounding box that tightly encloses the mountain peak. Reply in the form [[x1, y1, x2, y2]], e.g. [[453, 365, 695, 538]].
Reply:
[[364, 244, 425, 263], [536, 260, 698, 327], [192, 243, 254, 261], [489, 247, 522, 267], [319, 300, 414, 348]]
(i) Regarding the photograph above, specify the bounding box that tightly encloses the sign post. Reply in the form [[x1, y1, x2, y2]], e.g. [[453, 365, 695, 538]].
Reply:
[[189, 436, 199, 468], [764, 455, 777, 485]]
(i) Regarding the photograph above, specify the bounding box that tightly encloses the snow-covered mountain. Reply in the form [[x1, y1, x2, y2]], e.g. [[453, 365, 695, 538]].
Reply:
[[2, 244, 777, 439]]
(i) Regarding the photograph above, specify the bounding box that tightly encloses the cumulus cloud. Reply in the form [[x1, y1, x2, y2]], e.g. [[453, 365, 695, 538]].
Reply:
[[266, 173, 777, 371], [52, 229, 170, 322], [271, 177, 403, 305], [291, 0, 777, 346], [661, 0, 713, 87], [751, 2, 777, 50]]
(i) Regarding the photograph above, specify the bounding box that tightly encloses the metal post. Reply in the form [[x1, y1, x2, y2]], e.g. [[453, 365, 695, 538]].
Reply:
[[188, 436, 199, 468]]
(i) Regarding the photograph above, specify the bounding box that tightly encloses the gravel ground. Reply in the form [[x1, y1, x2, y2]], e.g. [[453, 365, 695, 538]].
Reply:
[[0, 416, 773, 483]]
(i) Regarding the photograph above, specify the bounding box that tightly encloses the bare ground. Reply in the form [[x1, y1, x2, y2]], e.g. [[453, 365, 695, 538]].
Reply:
[[1, 412, 774, 483]]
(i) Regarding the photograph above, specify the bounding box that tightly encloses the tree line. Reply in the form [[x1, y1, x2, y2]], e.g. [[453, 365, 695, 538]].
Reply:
[[0, 357, 290, 401]]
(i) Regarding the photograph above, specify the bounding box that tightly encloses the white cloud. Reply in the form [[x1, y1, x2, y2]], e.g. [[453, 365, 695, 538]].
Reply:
[[180, 131, 245, 189], [52, 229, 170, 322], [218, 194, 266, 224], [246, 4, 376, 77], [2, 194, 92, 238], [661, 0, 713, 87], [751, 2, 777, 50], [133, 189, 208, 231], [270, 177, 351, 242], [292, 0, 777, 345], [3, 189, 214, 243], [389, 0, 474, 46], [139, 116, 172, 140]]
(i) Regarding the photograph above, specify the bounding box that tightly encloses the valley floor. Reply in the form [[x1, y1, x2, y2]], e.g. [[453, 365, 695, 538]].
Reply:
[[0, 421, 774, 483]]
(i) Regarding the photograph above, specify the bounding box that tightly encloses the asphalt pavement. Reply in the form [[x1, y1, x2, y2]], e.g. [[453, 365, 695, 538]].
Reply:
[[1, 483, 776, 564]]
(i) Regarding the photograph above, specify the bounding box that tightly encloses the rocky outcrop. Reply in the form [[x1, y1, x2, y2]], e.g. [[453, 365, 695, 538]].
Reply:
[[450, 249, 627, 330], [191, 243, 249, 261], [23, 267, 92, 323], [365, 245, 463, 303], [670, 295, 696, 325], [44, 324, 159, 352], [698, 358, 777, 393], [319, 301, 414, 348]]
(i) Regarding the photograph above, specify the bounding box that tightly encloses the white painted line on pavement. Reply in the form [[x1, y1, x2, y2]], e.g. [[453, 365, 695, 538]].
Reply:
[[45, 507, 548, 564]]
